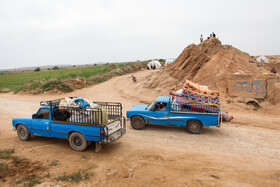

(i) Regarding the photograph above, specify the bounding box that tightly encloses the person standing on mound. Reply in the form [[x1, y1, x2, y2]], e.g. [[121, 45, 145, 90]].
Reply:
[[212, 32, 216, 38]]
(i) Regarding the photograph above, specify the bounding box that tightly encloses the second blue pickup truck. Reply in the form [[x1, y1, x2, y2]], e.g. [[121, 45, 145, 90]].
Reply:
[[127, 96, 222, 134]]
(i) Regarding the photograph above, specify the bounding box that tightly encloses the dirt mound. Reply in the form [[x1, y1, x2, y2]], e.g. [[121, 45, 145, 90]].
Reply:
[[146, 38, 262, 96], [64, 77, 87, 89]]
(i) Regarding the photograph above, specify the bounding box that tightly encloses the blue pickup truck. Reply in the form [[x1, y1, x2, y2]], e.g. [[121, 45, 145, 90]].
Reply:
[[12, 98, 126, 152], [126, 96, 222, 134]]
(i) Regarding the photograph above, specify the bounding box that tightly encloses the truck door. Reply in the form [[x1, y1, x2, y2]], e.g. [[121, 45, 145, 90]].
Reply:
[[148, 102, 169, 125], [31, 108, 50, 137]]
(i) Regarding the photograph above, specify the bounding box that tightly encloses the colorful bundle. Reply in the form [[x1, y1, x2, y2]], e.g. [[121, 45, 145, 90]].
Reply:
[[169, 80, 234, 121], [185, 80, 220, 96], [182, 80, 220, 106], [182, 90, 220, 105]]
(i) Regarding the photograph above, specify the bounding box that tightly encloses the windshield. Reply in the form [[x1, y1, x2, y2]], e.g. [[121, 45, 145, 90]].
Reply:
[[147, 101, 156, 110]]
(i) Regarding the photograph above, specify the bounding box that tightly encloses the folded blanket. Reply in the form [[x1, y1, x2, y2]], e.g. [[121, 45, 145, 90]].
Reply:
[[185, 80, 220, 96]]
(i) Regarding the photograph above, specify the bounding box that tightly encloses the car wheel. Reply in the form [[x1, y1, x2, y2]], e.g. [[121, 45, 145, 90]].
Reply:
[[17, 124, 31, 141], [186, 120, 203, 134], [131, 116, 146, 130], [69, 132, 88, 152]]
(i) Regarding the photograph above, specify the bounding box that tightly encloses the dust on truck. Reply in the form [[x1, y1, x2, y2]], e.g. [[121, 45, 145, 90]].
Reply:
[[12, 97, 126, 152], [127, 96, 228, 134]]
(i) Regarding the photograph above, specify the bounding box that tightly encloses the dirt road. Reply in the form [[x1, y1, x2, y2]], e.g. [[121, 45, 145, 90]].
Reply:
[[0, 70, 280, 186]]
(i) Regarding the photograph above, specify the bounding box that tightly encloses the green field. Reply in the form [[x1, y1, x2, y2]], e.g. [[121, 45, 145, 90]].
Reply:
[[0, 62, 146, 93]]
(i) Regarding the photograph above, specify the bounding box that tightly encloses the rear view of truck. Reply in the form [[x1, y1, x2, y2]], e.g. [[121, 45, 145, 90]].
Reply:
[[13, 97, 126, 152], [47, 98, 126, 151]]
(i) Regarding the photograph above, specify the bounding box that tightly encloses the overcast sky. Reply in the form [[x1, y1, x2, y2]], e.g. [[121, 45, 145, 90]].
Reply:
[[0, 0, 279, 70]]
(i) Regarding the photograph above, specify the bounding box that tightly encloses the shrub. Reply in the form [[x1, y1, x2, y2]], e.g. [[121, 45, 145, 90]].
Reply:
[[42, 80, 73, 92], [34, 67, 40, 72], [42, 80, 62, 91], [59, 84, 73, 92], [69, 73, 77, 79], [226, 99, 232, 104], [52, 66, 59, 70], [30, 82, 41, 90]]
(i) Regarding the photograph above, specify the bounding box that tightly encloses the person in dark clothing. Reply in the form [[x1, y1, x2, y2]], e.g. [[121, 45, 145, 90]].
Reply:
[[212, 32, 216, 38], [271, 67, 277, 74], [200, 34, 203, 43]]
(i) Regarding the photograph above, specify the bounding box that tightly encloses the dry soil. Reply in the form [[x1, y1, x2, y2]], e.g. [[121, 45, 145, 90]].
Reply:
[[0, 70, 279, 187]]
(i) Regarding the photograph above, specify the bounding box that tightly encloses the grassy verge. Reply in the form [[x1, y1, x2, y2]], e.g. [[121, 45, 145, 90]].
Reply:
[[0, 62, 147, 93]]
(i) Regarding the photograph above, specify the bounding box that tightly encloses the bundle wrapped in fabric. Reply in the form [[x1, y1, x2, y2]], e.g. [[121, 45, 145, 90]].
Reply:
[[178, 80, 220, 106], [59, 97, 99, 108], [181, 90, 220, 106], [170, 80, 233, 122], [220, 110, 233, 122], [184, 80, 220, 96]]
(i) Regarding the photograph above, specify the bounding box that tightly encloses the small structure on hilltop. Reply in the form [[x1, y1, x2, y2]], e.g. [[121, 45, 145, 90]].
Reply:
[[256, 55, 269, 63], [165, 59, 175, 66], [147, 60, 162, 69]]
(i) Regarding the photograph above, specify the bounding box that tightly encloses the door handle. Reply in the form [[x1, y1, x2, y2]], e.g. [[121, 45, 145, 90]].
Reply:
[[45, 122, 49, 124], [164, 113, 167, 115]]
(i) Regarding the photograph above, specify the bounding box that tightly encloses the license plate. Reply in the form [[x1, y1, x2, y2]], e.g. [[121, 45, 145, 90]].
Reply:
[[107, 120, 121, 135]]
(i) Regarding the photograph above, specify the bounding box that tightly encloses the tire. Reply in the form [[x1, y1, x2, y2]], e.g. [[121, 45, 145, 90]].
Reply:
[[69, 132, 88, 152], [186, 120, 203, 134], [17, 124, 31, 141], [131, 116, 146, 130]]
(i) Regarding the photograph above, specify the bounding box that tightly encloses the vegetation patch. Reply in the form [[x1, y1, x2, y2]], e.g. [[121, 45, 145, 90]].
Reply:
[[0, 61, 147, 94], [48, 160, 59, 166], [0, 163, 8, 171], [0, 148, 15, 159], [54, 170, 89, 183], [0, 148, 93, 186], [42, 80, 73, 93], [226, 99, 232, 104], [24, 177, 42, 187], [0, 148, 45, 186], [0, 88, 10, 93]]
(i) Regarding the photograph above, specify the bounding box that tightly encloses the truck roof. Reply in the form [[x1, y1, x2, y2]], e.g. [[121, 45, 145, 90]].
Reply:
[[155, 96, 170, 103], [40, 106, 51, 110]]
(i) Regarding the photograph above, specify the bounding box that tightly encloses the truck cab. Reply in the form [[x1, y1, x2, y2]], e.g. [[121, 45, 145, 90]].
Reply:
[[127, 96, 221, 134]]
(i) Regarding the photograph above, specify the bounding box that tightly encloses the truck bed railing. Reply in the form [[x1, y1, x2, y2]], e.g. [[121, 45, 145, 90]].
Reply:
[[41, 98, 123, 126], [171, 103, 219, 114], [92, 101, 122, 117]]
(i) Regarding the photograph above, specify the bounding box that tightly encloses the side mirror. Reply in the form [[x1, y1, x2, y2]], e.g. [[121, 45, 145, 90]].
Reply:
[[32, 114, 36, 119]]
